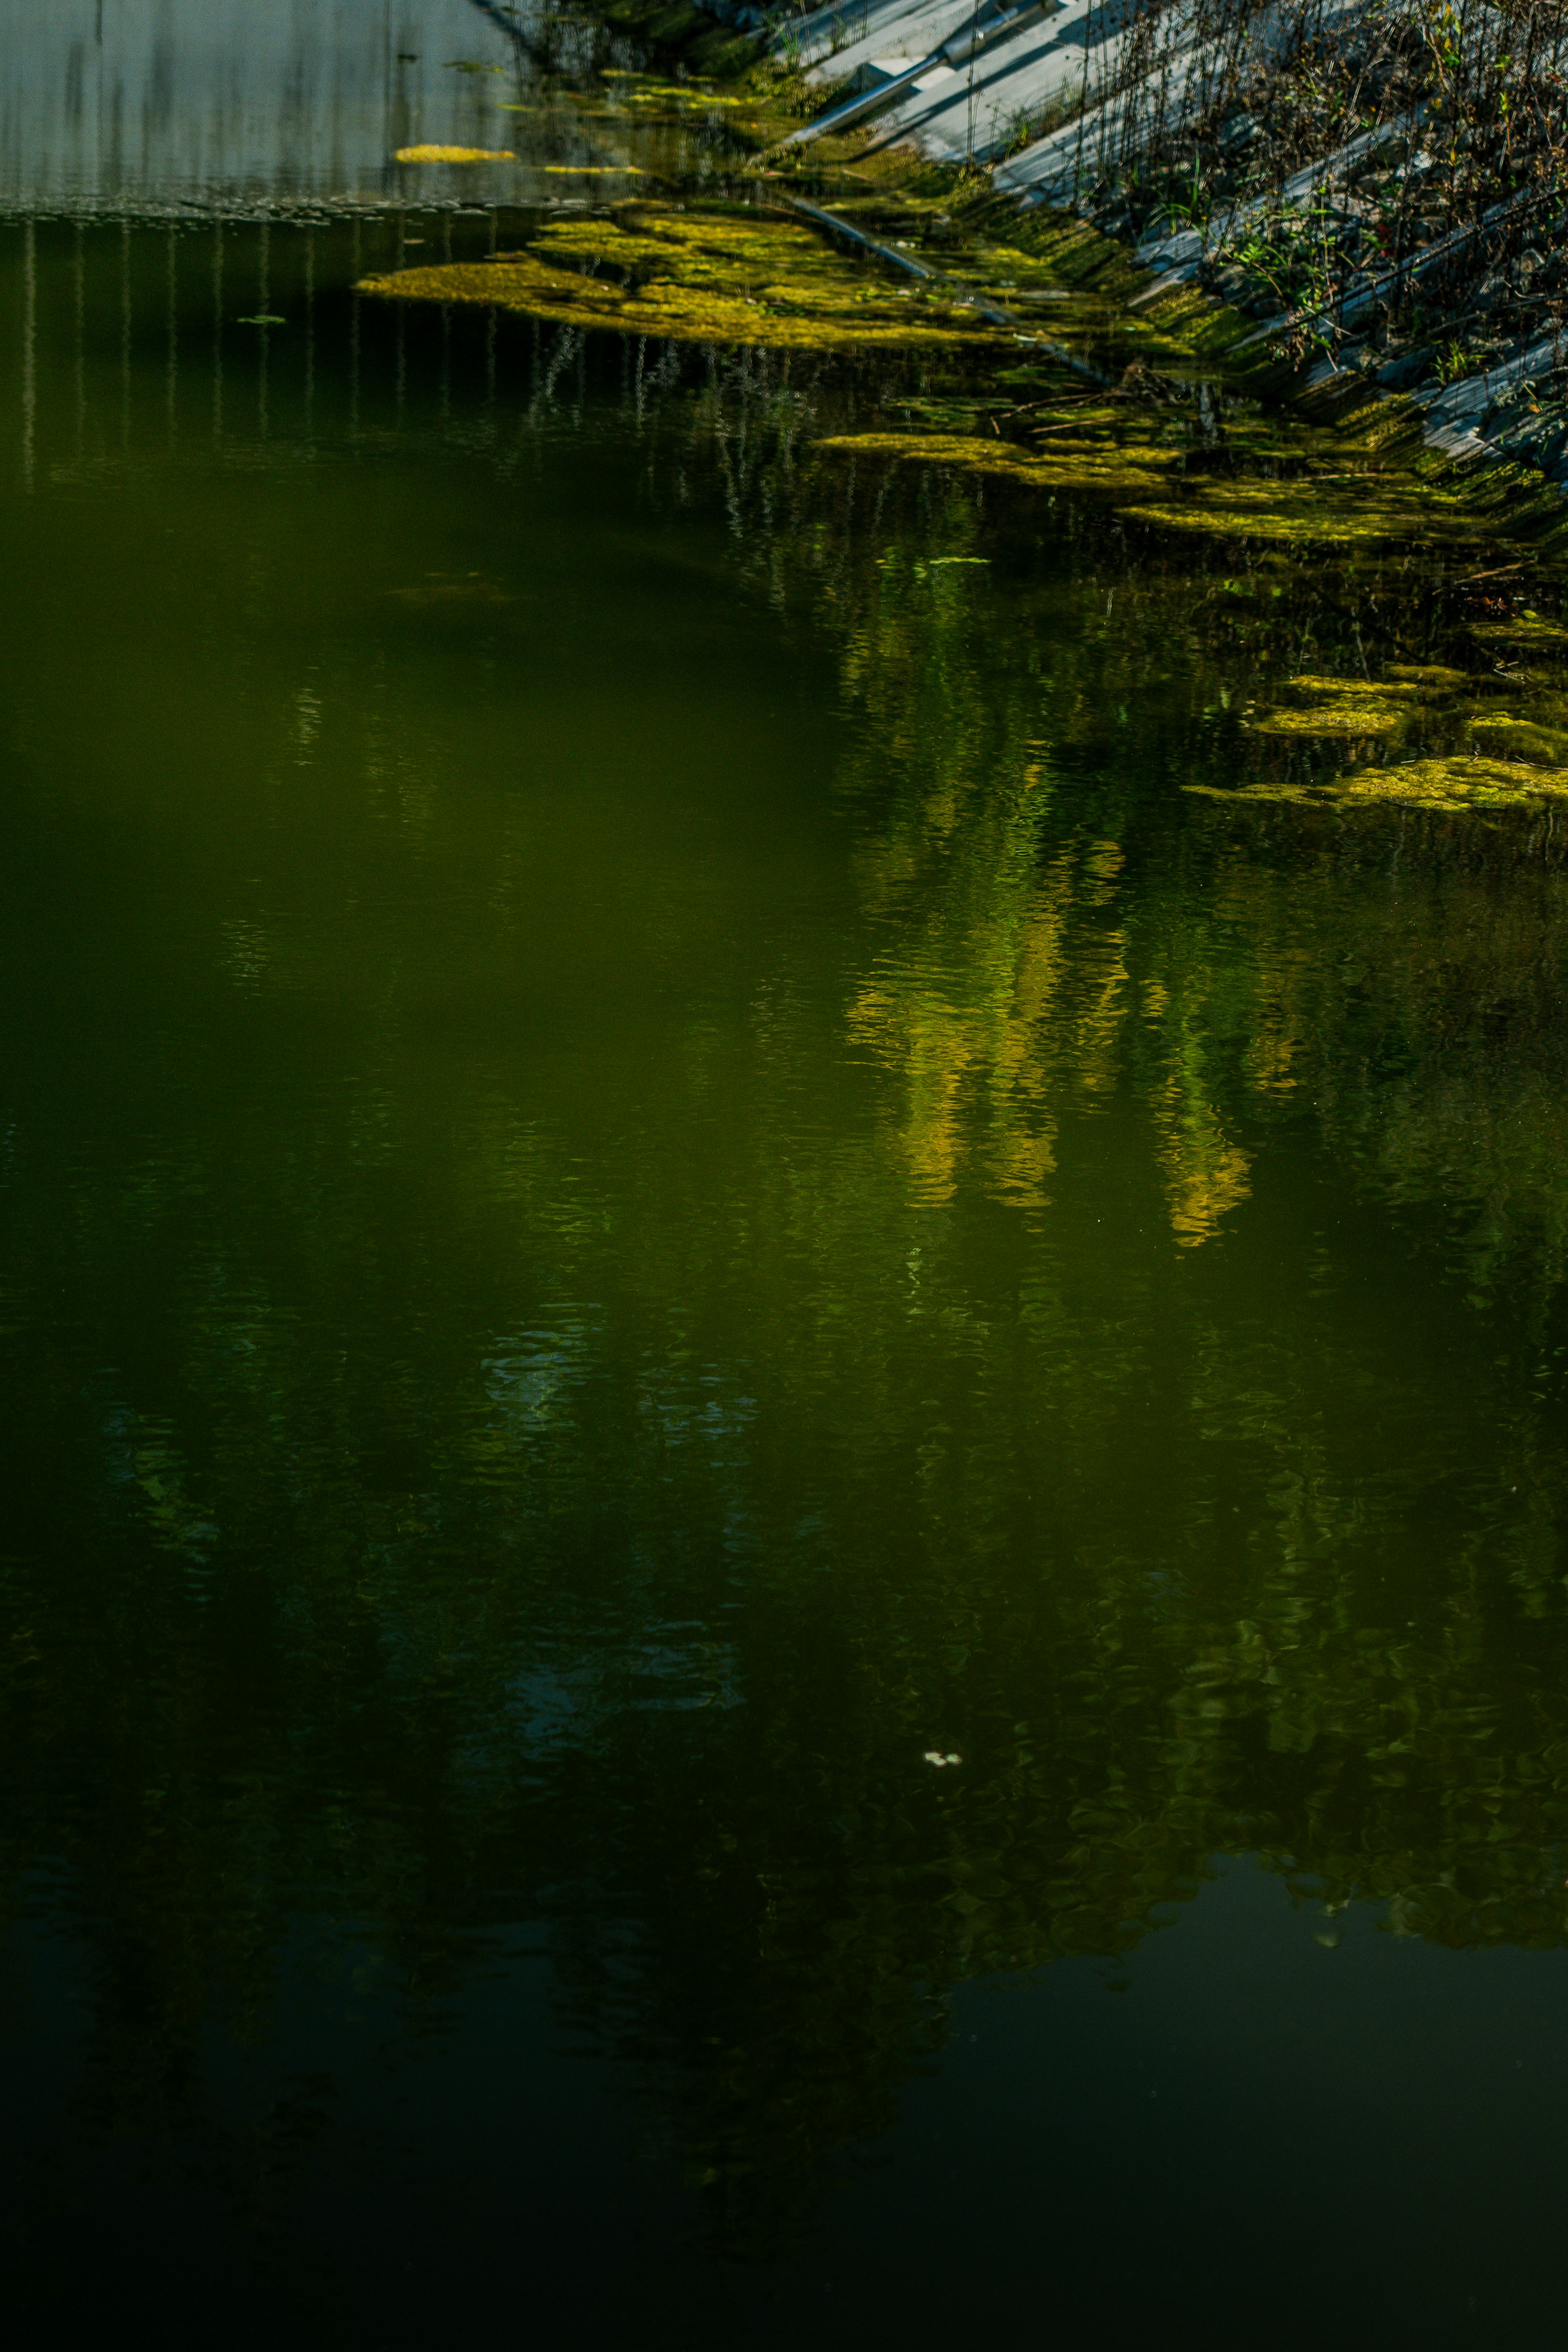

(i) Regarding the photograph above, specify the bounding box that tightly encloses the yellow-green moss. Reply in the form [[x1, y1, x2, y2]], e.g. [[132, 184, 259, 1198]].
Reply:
[[357, 207, 1000, 351], [1386, 663, 1476, 689], [1191, 757, 1568, 814], [1289, 673, 1424, 703], [1123, 477, 1484, 546], [813, 429, 1175, 493], [1471, 616, 1568, 647], [1248, 705, 1412, 739], [1462, 714, 1568, 765], [395, 144, 515, 164], [1337, 758, 1568, 807]]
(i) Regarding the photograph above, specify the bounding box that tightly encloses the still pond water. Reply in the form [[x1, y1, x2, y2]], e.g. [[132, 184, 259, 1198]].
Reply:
[[6, 8, 1568, 2347]]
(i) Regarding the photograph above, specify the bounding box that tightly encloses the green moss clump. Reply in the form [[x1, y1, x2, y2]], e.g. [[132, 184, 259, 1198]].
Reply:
[[1192, 757, 1568, 815], [813, 430, 1176, 494], [1463, 715, 1568, 766], [1337, 758, 1568, 808], [1387, 663, 1476, 690], [1123, 477, 1484, 547], [357, 207, 1000, 352], [1247, 673, 1423, 741], [1471, 616, 1568, 647], [1249, 708, 1411, 740], [1288, 673, 1424, 702]]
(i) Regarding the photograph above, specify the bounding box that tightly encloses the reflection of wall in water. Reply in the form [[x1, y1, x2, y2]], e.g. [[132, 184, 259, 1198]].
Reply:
[[0, 0, 523, 211], [1, 212, 828, 504]]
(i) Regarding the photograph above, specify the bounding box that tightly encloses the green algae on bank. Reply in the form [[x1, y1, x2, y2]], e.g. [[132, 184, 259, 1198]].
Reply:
[[356, 206, 1001, 351]]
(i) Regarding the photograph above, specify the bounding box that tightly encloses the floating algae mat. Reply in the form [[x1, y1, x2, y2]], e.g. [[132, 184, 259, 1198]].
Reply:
[[395, 145, 516, 165], [1123, 475, 1487, 547], [1470, 615, 1568, 648], [1335, 757, 1568, 808], [1246, 675, 1423, 742], [356, 206, 1001, 352], [815, 425, 1492, 546], [1193, 758, 1568, 814], [1464, 713, 1568, 765], [1194, 661, 1568, 814], [813, 430, 1178, 495], [600, 76, 757, 109]]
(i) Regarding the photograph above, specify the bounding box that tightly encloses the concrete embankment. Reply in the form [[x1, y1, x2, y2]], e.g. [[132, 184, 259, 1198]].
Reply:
[[682, 0, 1568, 520]]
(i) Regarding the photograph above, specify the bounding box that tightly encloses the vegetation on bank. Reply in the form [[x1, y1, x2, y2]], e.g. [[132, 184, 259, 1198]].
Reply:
[[533, 0, 1568, 552], [355, 0, 1568, 813]]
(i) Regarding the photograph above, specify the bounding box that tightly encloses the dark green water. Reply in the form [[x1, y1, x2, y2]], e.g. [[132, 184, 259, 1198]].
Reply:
[[6, 209, 1568, 2346]]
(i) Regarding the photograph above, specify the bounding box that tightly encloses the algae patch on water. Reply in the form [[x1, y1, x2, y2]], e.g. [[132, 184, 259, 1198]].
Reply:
[[384, 572, 516, 608], [1463, 714, 1568, 766], [357, 206, 999, 352], [1339, 759, 1568, 809], [810, 416, 1490, 545], [1203, 648, 1568, 815], [814, 430, 1177, 495], [395, 144, 516, 164], [1247, 675, 1422, 742], [1191, 757, 1568, 814], [1470, 615, 1568, 649], [1124, 477, 1484, 548]]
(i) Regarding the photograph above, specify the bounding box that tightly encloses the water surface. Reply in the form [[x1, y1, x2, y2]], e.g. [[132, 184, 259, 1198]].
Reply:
[[3, 43, 1568, 2352]]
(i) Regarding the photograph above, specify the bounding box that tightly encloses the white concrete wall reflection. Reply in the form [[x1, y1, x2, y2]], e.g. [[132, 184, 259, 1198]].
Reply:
[[0, 0, 526, 211]]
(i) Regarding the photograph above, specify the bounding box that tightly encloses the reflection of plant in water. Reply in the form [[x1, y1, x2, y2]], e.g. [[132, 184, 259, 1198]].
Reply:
[[11, 334, 1568, 2279], [1152, 1018, 1254, 1247]]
